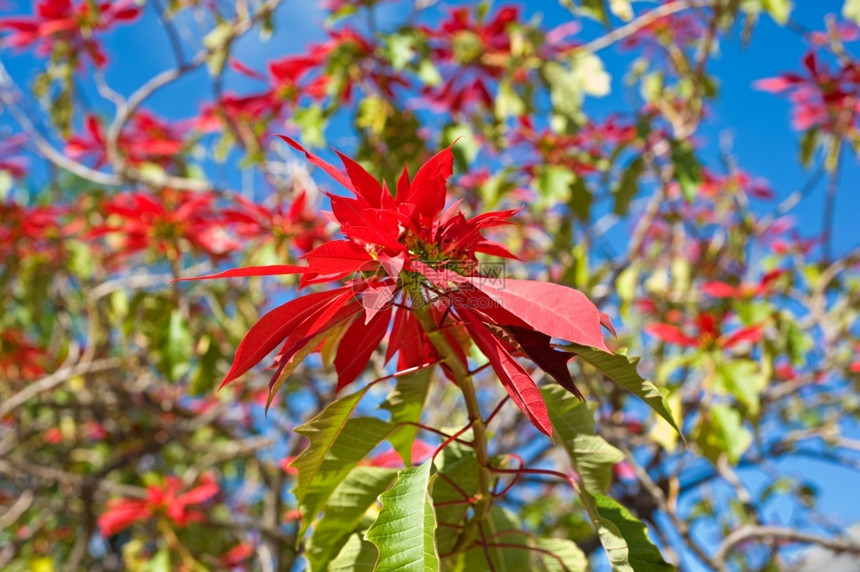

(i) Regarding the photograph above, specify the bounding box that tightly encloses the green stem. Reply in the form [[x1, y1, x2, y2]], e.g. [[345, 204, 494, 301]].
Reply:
[[404, 276, 493, 551]]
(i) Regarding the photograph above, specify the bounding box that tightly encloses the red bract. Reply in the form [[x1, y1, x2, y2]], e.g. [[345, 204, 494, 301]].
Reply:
[[98, 475, 219, 537], [513, 115, 638, 174], [0, 330, 49, 382], [66, 112, 187, 169], [419, 6, 521, 114], [702, 269, 785, 299], [699, 169, 773, 200], [89, 190, 239, 261], [646, 312, 763, 351], [755, 51, 860, 134], [0, 0, 140, 67], [222, 191, 328, 255], [179, 137, 612, 435], [0, 201, 70, 263]]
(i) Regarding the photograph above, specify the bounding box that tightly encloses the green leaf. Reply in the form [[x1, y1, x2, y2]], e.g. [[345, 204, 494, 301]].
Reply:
[[542, 385, 624, 493], [328, 534, 379, 571], [165, 308, 191, 381], [537, 165, 575, 208], [582, 492, 675, 572], [565, 345, 683, 438], [569, 175, 592, 222], [570, 53, 611, 97], [299, 417, 393, 538], [612, 157, 645, 216], [535, 537, 588, 572], [293, 106, 327, 148], [381, 368, 432, 466], [714, 359, 766, 415], [799, 127, 819, 168], [762, 0, 792, 24], [670, 140, 702, 202], [608, 0, 633, 21], [306, 467, 397, 571], [443, 124, 480, 171], [845, 0, 860, 27], [365, 460, 440, 572], [574, 0, 610, 24], [695, 404, 751, 464], [386, 33, 415, 70], [291, 384, 391, 537]]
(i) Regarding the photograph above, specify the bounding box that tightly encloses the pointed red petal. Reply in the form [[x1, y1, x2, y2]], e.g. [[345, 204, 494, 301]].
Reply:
[[507, 326, 581, 399], [277, 135, 356, 194], [644, 323, 699, 347], [220, 289, 348, 389], [406, 146, 453, 218], [174, 265, 310, 282], [334, 307, 392, 391], [301, 239, 376, 275], [462, 310, 553, 437], [334, 150, 384, 207], [396, 163, 411, 202]]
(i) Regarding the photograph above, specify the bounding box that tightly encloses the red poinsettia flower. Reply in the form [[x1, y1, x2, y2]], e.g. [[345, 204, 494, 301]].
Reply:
[[0, 0, 140, 67], [702, 269, 785, 299], [646, 312, 763, 351], [0, 330, 50, 382], [419, 6, 521, 114], [66, 112, 187, 169], [755, 51, 860, 134], [179, 137, 612, 436], [98, 474, 219, 537], [89, 189, 239, 261], [221, 190, 329, 255]]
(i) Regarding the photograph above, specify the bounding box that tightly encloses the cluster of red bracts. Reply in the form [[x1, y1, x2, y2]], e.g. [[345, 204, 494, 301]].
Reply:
[[181, 137, 613, 437]]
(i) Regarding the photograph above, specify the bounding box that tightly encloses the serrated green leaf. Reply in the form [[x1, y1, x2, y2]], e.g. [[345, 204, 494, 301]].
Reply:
[[535, 537, 588, 572], [300, 417, 393, 538], [329, 533, 379, 571], [307, 466, 397, 571], [291, 383, 390, 537], [381, 368, 432, 466], [613, 156, 644, 216], [583, 492, 675, 572], [365, 460, 439, 572], [542, 385, 624, 493], [565, 345, 683, 438]]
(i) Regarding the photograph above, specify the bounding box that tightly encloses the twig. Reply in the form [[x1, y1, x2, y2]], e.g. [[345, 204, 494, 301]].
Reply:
[[577, 0, 709, 55], [713, 525, 860, 571]]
